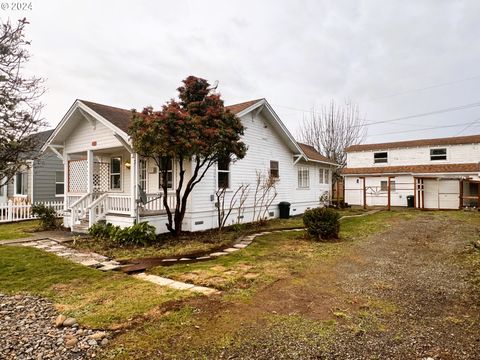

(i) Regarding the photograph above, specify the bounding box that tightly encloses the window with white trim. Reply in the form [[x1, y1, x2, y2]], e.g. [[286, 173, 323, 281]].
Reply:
[[55, 171, 64, 196], [270, 160, 279, 179], [217, 157, 230, 189], [374, 152, 388, 163], [110, 157, 122, 190], [430, 148, 447, 161], [14, 172, 28, 195], [298, 167, 310, 188], [319, 168, 330, 184], [158, 157, 173, 189], [380, 180, 396, 192]]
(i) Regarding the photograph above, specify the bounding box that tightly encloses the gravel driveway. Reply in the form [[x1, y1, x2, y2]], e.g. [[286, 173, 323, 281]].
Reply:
[[182, 213, 480, 359]]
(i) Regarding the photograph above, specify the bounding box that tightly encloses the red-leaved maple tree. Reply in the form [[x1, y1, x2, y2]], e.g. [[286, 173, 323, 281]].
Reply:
[[129, 76, 247, 235]]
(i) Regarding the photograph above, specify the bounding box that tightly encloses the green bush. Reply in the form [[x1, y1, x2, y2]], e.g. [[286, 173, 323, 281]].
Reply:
[[88, 221, 156, 246], [303, 207, 340, 241], [31, 203, 58, 230]]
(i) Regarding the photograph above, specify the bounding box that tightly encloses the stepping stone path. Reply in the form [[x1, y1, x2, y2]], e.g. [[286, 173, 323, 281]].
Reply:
[[14, 239, 124, 271], [133, 273, 220, 295]]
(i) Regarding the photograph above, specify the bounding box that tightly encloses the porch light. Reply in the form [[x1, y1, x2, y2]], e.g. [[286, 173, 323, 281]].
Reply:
[[125, 161, 131, 169]]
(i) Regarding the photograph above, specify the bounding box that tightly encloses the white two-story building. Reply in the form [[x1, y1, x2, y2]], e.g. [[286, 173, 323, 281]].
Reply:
[[343, 134, 480, 210]]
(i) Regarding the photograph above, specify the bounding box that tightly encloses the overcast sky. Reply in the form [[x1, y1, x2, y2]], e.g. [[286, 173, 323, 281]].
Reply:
[[3, 0, 480, 144]]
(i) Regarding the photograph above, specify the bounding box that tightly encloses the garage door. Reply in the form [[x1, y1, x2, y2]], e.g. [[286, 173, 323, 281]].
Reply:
[[423, 179, 459, 209]]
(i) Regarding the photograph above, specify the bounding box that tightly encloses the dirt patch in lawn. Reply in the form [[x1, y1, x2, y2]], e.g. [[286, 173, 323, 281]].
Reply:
[[104, 212, 480, 359]]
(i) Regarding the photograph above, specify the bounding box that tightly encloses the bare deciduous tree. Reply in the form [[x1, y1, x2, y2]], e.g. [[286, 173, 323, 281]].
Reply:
[[0, 18, 46, 186], [299, 100, 366, 176], [252, 171, 278, 222], [215, 183, 250, 231]]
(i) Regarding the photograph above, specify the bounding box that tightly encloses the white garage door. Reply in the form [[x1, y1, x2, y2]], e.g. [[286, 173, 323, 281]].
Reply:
[[423, 179, 459, 209]]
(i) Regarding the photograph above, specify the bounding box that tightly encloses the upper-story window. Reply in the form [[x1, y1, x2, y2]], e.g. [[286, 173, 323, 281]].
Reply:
[[374, 152, 388, 164], [270, 161, 279, 179], [430, 148, 447, 161]]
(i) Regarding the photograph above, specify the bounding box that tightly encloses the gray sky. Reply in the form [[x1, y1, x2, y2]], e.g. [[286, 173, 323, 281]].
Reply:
[[3, 0, 480, 144]]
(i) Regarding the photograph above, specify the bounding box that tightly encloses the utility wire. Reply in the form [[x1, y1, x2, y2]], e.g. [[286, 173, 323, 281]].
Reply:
[[365, 74, 480, 102], [368, 118, 480, 137], [357, 101, 480, 127]]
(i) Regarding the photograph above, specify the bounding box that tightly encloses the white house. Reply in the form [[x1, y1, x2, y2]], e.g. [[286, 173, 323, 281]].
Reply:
[[43, 98, 337, 233], [343, 134, 480, 210]]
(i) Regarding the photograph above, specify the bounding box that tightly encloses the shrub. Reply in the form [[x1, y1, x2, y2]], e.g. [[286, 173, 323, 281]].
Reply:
[[31, 203, 58, 230], [303, 207, 340, 241], [88, 221, 156, 246]]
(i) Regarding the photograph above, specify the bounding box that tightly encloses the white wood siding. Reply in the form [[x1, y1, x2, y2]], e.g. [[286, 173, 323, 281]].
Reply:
[[64, 116, 124, 154], [347, 143, 480, 168], [187, 111, 332, 231]]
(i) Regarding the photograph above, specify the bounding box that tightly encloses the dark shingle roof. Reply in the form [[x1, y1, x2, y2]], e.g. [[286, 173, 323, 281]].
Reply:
[[297, 143, 333, 163], [80, 98, 265, 133], [79, 100, 133, 133]]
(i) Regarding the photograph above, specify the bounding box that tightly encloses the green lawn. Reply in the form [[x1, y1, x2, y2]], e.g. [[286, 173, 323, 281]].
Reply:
[[0, 220, 40, 240], [0, 246, 191, 329], [70, 216, 306, 261], [148, 210, 405, 298]]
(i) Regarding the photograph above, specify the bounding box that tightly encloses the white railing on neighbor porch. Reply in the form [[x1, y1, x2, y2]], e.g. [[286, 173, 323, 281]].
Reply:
[[0, 200, 64, 223]]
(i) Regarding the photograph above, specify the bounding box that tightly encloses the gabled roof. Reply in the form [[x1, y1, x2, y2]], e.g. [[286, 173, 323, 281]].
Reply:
[[77, 98, 266, 134], [79, 100, 132, 133], [346, 134, 480, 152], [225, 99, 264, 114], [297, 143, 332, 163], [342, 163, 480, 175], [44, 97, 338, 166]]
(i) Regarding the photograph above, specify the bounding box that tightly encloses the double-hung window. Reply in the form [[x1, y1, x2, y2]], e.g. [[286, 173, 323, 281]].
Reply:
[[319, 168, 330, 184], [374, 152, 388, 164], [55, 171, 64, 196], [159, 157, 173, 189], [217, 157, 230, 189], [298, 167, 310, 188], [110, 157, 122, 190], [430, 148, 447, 161], [14, 172, 28, 195], [270, 160, 279, 179], [380, 180, 396, 192]]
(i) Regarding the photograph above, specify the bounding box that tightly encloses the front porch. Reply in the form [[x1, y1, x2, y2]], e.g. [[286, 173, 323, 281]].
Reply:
[[62, 147, 175, 233]]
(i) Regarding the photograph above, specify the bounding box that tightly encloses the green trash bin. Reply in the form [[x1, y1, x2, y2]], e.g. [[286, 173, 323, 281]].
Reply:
[[278, 201, 291, 219], [406, 195, 414, 208]]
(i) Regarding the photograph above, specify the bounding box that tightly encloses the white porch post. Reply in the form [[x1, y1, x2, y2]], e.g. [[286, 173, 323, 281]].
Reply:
[[87, 149, 94, 193], [130, 153, 138, 219], [63, 150, 69, 211], [87, 149, 94, 228]]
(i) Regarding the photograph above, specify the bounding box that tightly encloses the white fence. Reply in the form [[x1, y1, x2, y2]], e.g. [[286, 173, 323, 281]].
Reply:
[[0, 201, 64, 223]]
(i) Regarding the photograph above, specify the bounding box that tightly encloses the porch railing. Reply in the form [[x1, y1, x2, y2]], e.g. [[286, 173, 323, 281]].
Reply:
[[66, 192, 176, 228]]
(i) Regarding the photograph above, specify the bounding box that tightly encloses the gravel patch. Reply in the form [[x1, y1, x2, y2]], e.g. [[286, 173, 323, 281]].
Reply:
[[0, 293, 109, 359]]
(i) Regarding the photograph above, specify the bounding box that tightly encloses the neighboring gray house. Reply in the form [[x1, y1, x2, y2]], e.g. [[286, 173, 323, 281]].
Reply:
[[0, 130, 64, 205]]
